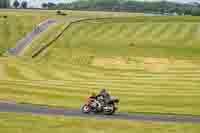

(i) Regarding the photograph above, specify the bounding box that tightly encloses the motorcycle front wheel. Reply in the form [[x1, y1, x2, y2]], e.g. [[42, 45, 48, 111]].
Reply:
[[81, 104, 91, 114]]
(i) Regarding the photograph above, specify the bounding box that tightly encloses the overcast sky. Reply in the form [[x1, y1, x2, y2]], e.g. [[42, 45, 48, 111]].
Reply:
[[10, 0, 200, 7]]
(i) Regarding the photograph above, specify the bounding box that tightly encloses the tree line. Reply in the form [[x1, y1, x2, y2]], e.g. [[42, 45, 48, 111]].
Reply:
[[1, 0, 200, 16], [13, 0, 28, 8], [43, 0, 200, 16], [0, 0, 28, 9]]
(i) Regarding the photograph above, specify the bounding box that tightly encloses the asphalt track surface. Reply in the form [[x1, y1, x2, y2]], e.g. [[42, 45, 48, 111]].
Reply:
[[0, 102, 200, 123], [7, 19, 57, 56]]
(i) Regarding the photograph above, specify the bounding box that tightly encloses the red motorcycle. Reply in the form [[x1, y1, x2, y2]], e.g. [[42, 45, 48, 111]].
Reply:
[[81, 95, 119, 115]]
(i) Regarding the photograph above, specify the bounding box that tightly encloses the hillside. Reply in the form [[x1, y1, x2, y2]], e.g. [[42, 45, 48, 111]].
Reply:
[[1, 15, 200, 116], [29, 16, 200, 58]]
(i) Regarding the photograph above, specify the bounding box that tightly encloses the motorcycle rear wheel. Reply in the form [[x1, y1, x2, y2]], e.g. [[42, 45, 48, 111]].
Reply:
[[103, 104, 115, 115]]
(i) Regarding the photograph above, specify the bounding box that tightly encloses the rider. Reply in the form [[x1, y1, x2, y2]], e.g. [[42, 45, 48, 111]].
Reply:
[[97, 89, 111, 104]]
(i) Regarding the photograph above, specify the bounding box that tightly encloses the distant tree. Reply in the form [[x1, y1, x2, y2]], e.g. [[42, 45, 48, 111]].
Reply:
[[13, 0, 20, 8], [184, 7, 192, 15], [0, 0, 2, 8], [0, 0, 10, 8], [191, 7, 200, 16], [56, 3, 68, 9], [5, 0, 10, 8], [47, 2, 56, 9], [42, 3, 48, 8], [21, 1, 28, 9]]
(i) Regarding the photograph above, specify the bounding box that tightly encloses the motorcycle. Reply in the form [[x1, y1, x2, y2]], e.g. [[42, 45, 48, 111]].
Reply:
[[81, 95, 119, 115]]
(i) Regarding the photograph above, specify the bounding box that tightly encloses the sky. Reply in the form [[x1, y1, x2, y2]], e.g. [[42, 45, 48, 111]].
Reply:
[[10, 0, 200, 8]]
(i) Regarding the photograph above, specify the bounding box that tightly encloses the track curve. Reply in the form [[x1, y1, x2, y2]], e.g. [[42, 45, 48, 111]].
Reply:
[[0, 102, 200, 123], [7, 19, 57, 56]]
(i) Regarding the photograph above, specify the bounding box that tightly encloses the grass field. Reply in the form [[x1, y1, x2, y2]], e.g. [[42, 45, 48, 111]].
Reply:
[[46, 16, 200, 58], [0, 113, 200, 133], [0, 13, 200, 116], [0, 9, 143, 17], [23, 16, 200, 58]]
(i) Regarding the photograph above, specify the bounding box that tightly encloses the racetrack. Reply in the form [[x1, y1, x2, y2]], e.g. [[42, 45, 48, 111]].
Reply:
[[7, 19, 57, 56], [0, 102, 200, 123]]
